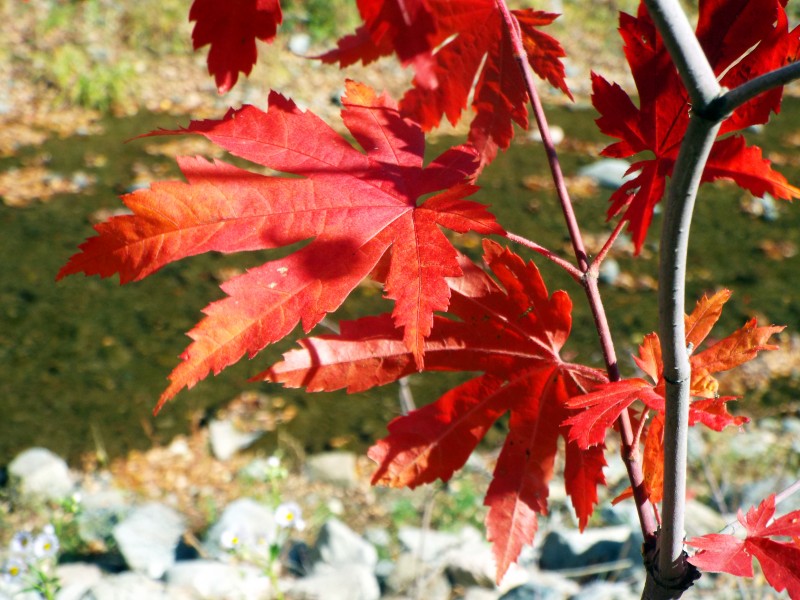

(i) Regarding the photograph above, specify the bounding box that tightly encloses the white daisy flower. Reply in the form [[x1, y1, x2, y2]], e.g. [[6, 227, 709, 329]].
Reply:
[[275, 502, 304, 530], [2, 556, 27, 584], [9, 531, 33, 555], [33, 529, 60, 559], [220, 528, 244, 550]]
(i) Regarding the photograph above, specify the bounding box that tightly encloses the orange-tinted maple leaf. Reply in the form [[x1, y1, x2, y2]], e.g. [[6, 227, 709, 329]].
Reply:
[[263, 240, 607, 581], [688, 494, 800, 597], [190, 0, 283, 93], [323, 0, 571, 166], [58, 81, 503, 412], [593, 0, 800, 252], [565, 290, 781, 503]]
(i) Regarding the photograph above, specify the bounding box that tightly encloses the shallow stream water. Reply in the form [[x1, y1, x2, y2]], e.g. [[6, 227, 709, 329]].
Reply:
[[2, 100, 800, 465]]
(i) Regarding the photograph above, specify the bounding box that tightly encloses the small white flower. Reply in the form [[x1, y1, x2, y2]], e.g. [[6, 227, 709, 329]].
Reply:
[[275, 502, 303, 529], [2, 556, 27, 584], [33, 529, 60, 559], [9, 531, 33, 555], [267, 455, 281, 469], [220, 529, 244, 550]]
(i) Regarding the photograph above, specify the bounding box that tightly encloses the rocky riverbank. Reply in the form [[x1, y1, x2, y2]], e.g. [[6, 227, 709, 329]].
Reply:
[[3, 409, 800, 599]]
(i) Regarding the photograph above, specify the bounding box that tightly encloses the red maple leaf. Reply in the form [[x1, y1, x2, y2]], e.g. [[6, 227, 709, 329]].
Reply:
[[190, 0, 283, 93], [58, 81, 503, 412], [564, 290, 782, 503], [322, 0, 571, 166], [592, 0, 800, 252], [687, 494, 800, 597], [262, 240, 607, 581]]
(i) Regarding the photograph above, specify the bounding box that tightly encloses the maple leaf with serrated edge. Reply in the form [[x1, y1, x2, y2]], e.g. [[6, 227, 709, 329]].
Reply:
[[592, 0, 800, 252], [687, 494, 800, 597], [564, 289, 782, 503], [58, 81, 503, 413], [261, 240, 607, 582], [322, 0, 571, 167], [190, 0, 282, 93]]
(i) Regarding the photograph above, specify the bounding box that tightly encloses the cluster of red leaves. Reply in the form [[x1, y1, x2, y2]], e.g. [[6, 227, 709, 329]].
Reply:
[[564, 290, 783, 504], [592, 0, 800, 252], [264, 238, 607, 581], [58, 81, 502, 412], [188, 0, 570, 166], [687, 494, 800, 597], [323, 0, 571, 166], [190, 0, 283, 93], [61, 0, 800, 591]]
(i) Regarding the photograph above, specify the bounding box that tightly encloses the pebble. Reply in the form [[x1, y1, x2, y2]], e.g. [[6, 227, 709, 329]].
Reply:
[[306, 451, 359, 488], [578, 159, 636, 189], [8, 447, 74, 500], [208, 418, 264, 461], [112, 502, 186, 578], [10, 441, 792, 599]]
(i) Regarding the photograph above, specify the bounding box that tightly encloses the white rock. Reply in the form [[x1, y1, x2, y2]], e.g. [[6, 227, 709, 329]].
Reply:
[[8, 447, 74, 500], [312, 518, 378, 569], [166, 559, 271, 600], [398, 525, 482, 563], [208, 419, 263, 461], [112, 502, 186, 578], [578, 159, 636, 189], [205, 498, 277, 559], [306, 452, 359, 488], [55, 563, 103, 600], [83, 572, 191, 600], [289, 564, 380, 600]]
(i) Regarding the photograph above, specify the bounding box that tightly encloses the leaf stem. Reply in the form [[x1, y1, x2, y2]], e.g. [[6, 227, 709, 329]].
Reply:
[[495, 0, 657, 542], [588, 217, 627, 277], [505, 231, 583, 281]]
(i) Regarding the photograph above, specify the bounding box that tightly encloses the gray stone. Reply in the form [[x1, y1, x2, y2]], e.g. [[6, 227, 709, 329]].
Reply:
[[165, 559, 271, 599], [498, 582, 565, 600], [529, 125, 565, 145], [208, 419, 264, 461], [205, 498, 277, 559], [463, 589, 502, 600], [398, 525, 482, 563], [55, 563, 103, 600], [289, 564, 380, 600], [77, 488, 132, 547], [578, 159, 636, 189], [738, 475, 800, 515], [8, 447, 74, 500], [723, 428, 776, 460], [363, 526, 391, 549], [571, 580, 639, 600], [538, 526, 640, 576], [598, 258, 620, 285], [442, 539, 496, 588], [312, 518, 378, 569], [598, 502, 640, 530], [83, 572, 190, 600], [384, 553, 450, 600], [683, 499, 728, 540], [288, 33, 311, 55], [112, 502, 186, 578], [306, 451, 359, 488]]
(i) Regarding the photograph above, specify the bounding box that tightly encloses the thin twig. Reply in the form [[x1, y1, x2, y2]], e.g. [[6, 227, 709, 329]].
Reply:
[[711, 61, 800, 120], [505, 231, 583, 281], [494, 0, 658, 543], [588, 217, 628, 277]]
